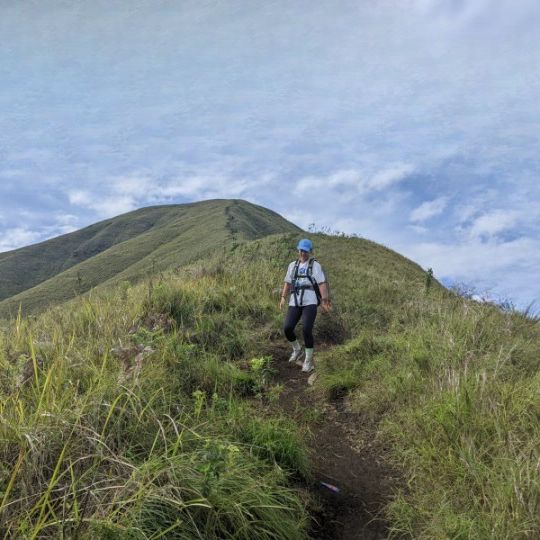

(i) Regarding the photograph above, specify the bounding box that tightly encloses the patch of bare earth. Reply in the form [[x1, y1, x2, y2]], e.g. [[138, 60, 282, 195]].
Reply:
[[272, 346, 400, 540]]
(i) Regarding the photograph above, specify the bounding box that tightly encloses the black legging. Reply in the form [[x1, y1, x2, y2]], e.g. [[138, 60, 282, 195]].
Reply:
[[283, 305, 318, 349]]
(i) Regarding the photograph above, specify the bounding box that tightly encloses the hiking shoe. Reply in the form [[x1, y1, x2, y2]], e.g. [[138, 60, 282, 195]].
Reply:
[[288, 348, 304, 363], [301, 358, 314, 373]]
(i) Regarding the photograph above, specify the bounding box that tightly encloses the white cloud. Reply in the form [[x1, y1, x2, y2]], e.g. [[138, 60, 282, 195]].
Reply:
[[110, 175, 154, 197], [328, 169, 363, 188], [366, 164, 415, 191], [90, 196, 138, 219], [294, 165, 414, 196], [294, 169, 361, 195], [408, 224, 429, 235], [54, 213, 78, 225], [403, 235, 540, 307], [468, 210, 519, 239], [294, 176, 326, 194], [54, 225, 78, 235], [0, 228, 42, 252], [409, 236, 535, 274], [70, 187, 138, 218], [156, 177, 219, 198], [64, 172, 259, 218], [69, 190, 93, 206], [410, 196, 449, 223], [0, 214, 80, 252], [152, 175, 253, 200]]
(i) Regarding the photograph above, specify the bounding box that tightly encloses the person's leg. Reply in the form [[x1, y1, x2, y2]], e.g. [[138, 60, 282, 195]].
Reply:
[[284, 306, 303, 361], [301, 304, 317, 348], [284, 306, 302, 342], [301, 304, 318, 371]]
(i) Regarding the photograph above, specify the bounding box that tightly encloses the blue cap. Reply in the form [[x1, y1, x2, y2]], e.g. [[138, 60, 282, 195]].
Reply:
[[296, 238, 313, 252]]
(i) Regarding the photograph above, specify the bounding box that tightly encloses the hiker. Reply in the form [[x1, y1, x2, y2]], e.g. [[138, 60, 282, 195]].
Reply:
[[279, 239, 331, 373]]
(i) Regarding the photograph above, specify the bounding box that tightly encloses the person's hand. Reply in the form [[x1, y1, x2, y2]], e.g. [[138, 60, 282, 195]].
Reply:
[[279, 297, 286, 310], [321, 298, 332, 313]]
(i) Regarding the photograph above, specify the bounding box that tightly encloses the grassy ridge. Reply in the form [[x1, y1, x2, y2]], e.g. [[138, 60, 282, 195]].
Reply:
[[1, 230, 538, 538], [0, 200, 301, 318]]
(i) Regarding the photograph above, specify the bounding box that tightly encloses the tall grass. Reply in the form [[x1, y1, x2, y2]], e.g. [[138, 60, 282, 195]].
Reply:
[[0, 262, 310, 538], [175, 235, 540, 537], [316, 280, 540, 538], [2, 231, 538, 538]]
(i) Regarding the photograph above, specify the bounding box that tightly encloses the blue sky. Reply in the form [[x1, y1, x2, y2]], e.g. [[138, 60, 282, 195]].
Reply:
[[1, 0, 539, 308]]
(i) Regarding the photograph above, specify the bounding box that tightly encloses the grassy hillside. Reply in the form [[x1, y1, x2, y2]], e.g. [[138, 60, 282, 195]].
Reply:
[[1, 228, 538, 538], [0, 242, 312, 538], [0, 200, 301, 317]]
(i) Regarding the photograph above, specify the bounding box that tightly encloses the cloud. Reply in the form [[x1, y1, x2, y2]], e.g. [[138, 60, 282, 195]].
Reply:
[[403, 235, 540, 304], [410, 236, 536, 274], [408, 224, 429, 235], [153, 175, 251, 199], [68, 190, 93, 206], [294, 164, 414, 196], [468, 210, 519, 240], [69, 186, 138, 218], [55, 213, 78, 226], [366, 164, 415, 191], [0, 228, 42, 252], [90, 197, 138, 219], [410, 196, 449, 223], [110, 175, 155, 197], [1, 0, 539, 307], [0, 213, 79, 253], [293, 173, 353, 194], [64, 171, 264, 219]]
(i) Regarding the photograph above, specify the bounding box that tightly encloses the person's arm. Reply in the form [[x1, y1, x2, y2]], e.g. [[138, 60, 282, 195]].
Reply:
[[279, 282, 291, 310], [314, 261, 332, 312], [280, 262, 293, 310], [319, 282, 332, 311]]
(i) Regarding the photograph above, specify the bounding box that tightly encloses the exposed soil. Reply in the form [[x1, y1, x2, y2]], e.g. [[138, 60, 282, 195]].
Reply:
[[272, 346, 400, 540]]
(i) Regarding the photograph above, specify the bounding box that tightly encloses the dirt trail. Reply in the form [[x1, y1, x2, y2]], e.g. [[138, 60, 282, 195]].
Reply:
[[272, 347, 398, 540]]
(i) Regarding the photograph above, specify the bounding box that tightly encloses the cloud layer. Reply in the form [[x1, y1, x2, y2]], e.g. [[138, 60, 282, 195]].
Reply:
[[1, 0, 539, 308]]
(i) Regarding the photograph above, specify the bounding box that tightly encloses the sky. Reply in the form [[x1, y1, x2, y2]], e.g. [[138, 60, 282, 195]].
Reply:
[[1, 0, 539, 308]]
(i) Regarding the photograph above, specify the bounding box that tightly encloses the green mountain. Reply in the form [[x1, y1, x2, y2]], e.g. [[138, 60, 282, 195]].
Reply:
[[0, 199, 302, 317]]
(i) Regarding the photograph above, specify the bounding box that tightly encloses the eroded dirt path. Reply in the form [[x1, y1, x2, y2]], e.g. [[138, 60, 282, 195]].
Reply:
[[272, 347, 398, 540]]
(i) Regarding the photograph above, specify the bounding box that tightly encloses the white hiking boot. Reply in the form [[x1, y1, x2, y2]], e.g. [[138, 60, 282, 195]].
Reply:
[[301, 357, 314, 373], [288, 348, 304, 363], [302, 348, 315, 372]]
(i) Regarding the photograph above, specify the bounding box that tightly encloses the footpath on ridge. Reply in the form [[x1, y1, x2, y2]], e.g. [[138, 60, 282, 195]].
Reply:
[[271, 343, 399, 540]]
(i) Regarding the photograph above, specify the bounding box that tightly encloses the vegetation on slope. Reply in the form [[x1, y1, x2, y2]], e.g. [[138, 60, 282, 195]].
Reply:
[[1, 229, 538, 538], [0, 239, 310, 539], [305, 238, 540, 539]]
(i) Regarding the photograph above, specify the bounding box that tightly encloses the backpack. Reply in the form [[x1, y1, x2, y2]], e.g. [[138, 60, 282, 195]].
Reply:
[[291, 257, 322, 307]]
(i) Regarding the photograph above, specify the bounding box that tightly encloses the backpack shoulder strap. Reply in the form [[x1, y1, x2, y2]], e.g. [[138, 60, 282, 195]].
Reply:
[[292, 259, 300, 279], [306, 258, 322, 305]]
